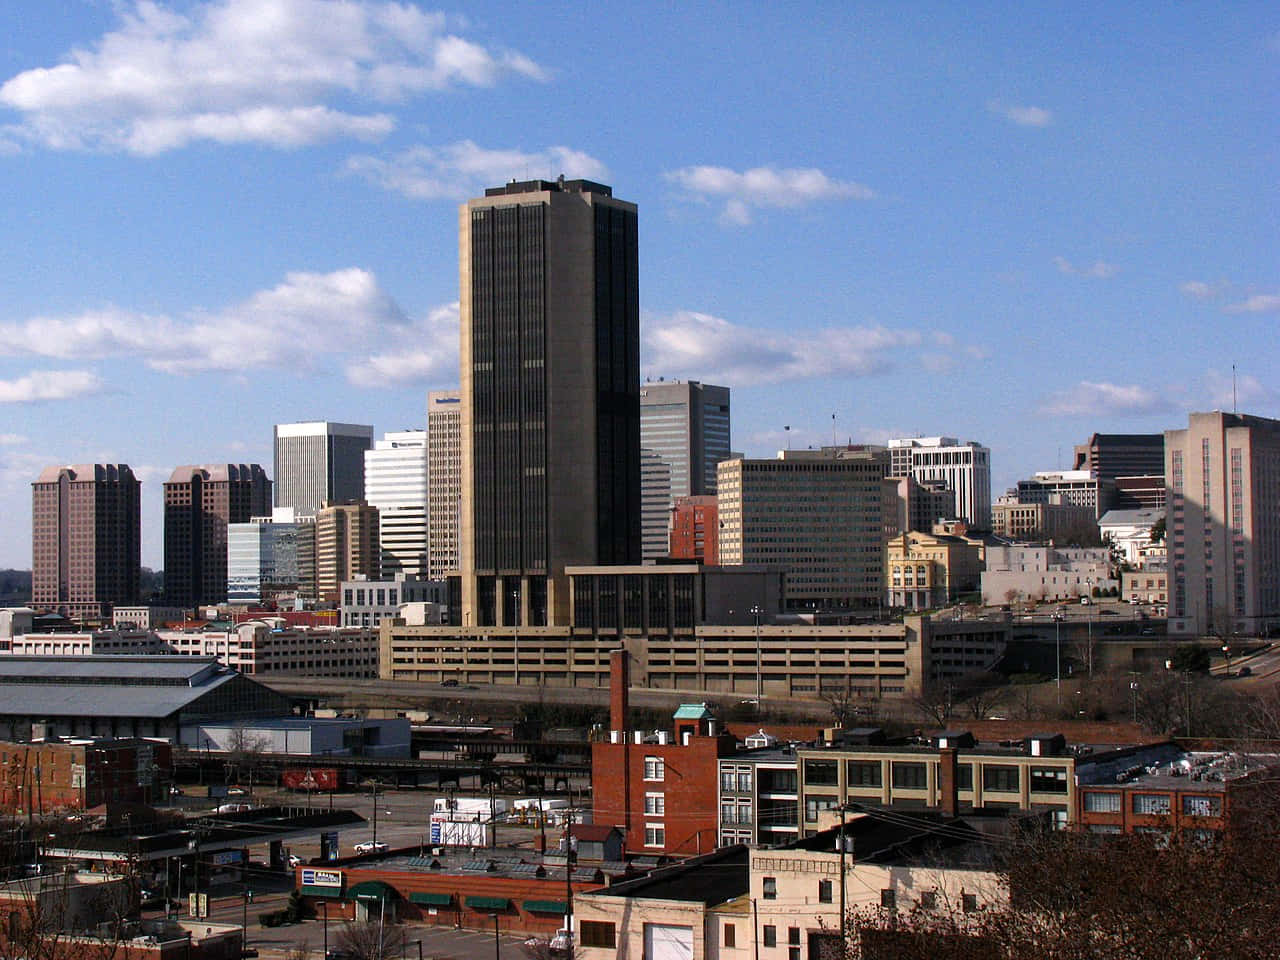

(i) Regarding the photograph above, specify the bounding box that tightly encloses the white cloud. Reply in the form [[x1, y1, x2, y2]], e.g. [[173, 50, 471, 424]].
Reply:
[[664, 164, 874, 225], [988, 101, 1053, 127], [1040, 381, 1171, 417], [0, 371, 104, 403], [1179, 280, 1216, 299], [0, 0, 545, 153], [344, 301, 459, 386], [642, 310, 919, 385], [0, 434, 26, 445], [0, 268, 456, 387], [1225, 293, 1280, 314], [1204, 369, 1275, 409], [346, 140, 608, 200], [1053, 256, 1117, 278]]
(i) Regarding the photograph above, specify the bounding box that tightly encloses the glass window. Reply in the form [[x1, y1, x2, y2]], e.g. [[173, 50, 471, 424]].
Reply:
[[1182, 795, 1221, 817], [644, 757, 665, 781], [880, 889, 896, 910], [763, 926, 777, 948], [1083, 791, 1121, 813], [962, 893, 978, 913], [644, 825, 665, 847], [847, 760, 881, 787], [805, 759, 838, 786], [763, 877, 777, 900], [721, 770, 736, 793], [891, 762, 927, 790], [1030, 767, 1068, 794], [982, 765, 1020, 793], [723, 923, 736, 948], [1132, 794, 1171, 816], [818, 879, 832, 903], [580, 922, 615, 949], [721, 802, 735, 825], [737, 770, 753, 793], [919, 891, 937, 910], [804, 796, 837, 823], [645, 794, 665, 815]]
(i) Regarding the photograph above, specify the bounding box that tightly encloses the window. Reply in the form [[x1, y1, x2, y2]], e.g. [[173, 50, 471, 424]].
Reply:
[[644, 825, 665, 847], [1030, 767, 1068, 794], [1083, 791, 1121, 813], [763, 877, 777, 900], [721, 802, 736, 825], [891, 762, 927, 790], [805, 759, 839, 785], [1182, 795, 1221, 817], [962, 893, 978, 913], [723, 923, 736, 948], [580, 921, 616, 949], [956, 764, 973, 790], [645, 793, 665, 815], [737, 770, 753, 793], [982, 765, 1020, 793], [880, 889, 896, 910], [1132, 794, 1171, 816], [847, 760, 881, 787], [805, 796, 837, 823], [721, 770, 736, 793], [763, 926, 777, 948], [818, 879, 832, 903], [919, 891, 937, 911], [644, 756, 665, 781], [788, 928, 801, 945]]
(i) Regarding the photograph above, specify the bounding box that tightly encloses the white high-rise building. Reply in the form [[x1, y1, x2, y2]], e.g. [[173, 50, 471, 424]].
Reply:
[[888, 436, 992, 529], [273, 421, 373, 517], [639, 380, 731, 559], [227, 508, 307, 605], [427, 391, 462, 580], [364, 430, 428, 578]]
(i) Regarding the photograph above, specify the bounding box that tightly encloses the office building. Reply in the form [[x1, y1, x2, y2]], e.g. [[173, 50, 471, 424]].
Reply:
[[1015, 470, 1115, 519], [888, 437, 992, 529], [1165, 411, 1280, 636], [1073, 433, 1165, 482], [226, 508, 308, 605], [459, 178, 640, 627], [31, 464, 141, 620], [273, 421, 373, 517], [315, 501, 380, 604], [668, 495, 718, 564], [639, 380, 731, 558], [164, 463, 271, 608], [990, 493, 1096, 540], [717, 448, 890, 611], [885, 529, 984, 611], [426, 390, 462, 579], [885, 474, 954, 537], [364, 429, 428, 578]]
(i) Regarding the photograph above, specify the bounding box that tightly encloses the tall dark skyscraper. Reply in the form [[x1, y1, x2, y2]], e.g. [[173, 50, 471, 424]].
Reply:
[[459, 178, 640, 627], [164, 463, 271, 608], [31, 463, 141, 619]]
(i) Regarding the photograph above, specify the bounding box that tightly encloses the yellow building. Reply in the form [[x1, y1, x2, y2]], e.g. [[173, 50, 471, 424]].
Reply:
[[885, 530, 983, 610]]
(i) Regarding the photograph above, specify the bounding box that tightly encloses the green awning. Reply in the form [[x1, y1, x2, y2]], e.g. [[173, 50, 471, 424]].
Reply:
[[348, 880, 399, 902], [523, 900, 568, 915], [410, 892, 453, 906], [464, 896, 510, 911], [301, 885, 344, 899]]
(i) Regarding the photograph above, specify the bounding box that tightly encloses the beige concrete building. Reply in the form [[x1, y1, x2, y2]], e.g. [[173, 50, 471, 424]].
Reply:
[[885, 530, 983, 610], [426, 390, 462, 580], [459, 179, 640, 630], [718, 448, 890, 612], [990, 495, 1095, 540], [1165, 411, 1280, 636], [315, 500, 379, 604]]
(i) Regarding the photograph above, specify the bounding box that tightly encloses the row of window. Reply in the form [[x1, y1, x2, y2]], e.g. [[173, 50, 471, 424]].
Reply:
[[805, 758, 1068, 794], [1082, 791, 1222, 817]]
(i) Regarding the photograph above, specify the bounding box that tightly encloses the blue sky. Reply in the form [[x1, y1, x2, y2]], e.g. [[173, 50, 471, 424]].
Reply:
[[0, 1, 1275, 569]]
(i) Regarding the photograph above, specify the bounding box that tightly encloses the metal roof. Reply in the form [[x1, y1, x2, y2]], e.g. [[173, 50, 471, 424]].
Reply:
[[0, 674, 237, 719], [0, 656, 223, 684]]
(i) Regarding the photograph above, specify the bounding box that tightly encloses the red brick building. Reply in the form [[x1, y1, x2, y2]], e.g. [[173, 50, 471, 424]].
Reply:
[[591, 651, 737, 857], [668, 496, 718, 564], [0, 738, 172, 815]]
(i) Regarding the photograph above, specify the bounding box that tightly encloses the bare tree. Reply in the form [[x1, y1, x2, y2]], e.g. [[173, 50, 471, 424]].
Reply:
[[911, 682, 957, 727], [334, 918, 408, 960], [952, 672, 1009, 721], [226, 724, 271, 788], [821, 681, 881, 728]]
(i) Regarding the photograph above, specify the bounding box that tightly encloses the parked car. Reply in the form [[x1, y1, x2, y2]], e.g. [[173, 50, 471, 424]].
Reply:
[[1238, 666, 1253, 677], [227, 786, 248, 796], [440, 679, 459, 687], [288, 854, 303, 868], [352, 841, 388, 855]]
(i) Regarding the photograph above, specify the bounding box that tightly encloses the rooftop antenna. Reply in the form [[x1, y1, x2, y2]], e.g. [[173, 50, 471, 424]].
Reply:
[[784, 425, 791, 450], [1233, 364, 1238, 414], [832, 412, 837, 448]]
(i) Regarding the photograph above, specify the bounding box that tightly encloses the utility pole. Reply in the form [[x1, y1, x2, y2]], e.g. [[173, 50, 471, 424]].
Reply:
[[838, 803, 848, 950]]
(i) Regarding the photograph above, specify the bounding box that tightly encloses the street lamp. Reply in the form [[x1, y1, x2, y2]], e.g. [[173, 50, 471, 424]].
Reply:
[[750, 604, 764, 700], [488, 912, 500, 960], [1222, 643, 1231, 676], [1055, 617, 1061, 705]]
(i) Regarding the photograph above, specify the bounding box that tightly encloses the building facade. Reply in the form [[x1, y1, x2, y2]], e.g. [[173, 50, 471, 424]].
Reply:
[[340, 575, 446, 628], [980, 544, 1114, 604], [164, 464, 271, 608], [1015, 470, 1115, 520], [315, 501, 380, 604], [0, 737, 172, 814], [426, 390, 462, 580], [31, 464, 141, 620], [459, 179, 641, 629], [990, 495, 1096, 540], [639, 380, 731, 559], [717, 449, 890, 611], [273, 421, 373, 517], [888, 437, 992, 529], [1073, 432, 1165, 481], [226, 509, 311, 605], [364, 430, 428, 578], [1166, 411, 1280, 636], [885, 530, 984, 610], [669, 495, 719, 565]]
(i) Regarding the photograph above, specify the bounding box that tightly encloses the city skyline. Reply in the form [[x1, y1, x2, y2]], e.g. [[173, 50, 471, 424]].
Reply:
[[0, 1, 1276, 569]]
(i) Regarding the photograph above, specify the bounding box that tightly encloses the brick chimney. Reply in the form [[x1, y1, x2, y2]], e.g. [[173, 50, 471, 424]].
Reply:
[[939, 747, 959, 818], [610, 649, 630, 736]]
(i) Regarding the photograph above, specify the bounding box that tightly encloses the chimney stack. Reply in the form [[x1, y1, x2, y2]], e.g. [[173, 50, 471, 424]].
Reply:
[[610, 649, 630, 735], [938, 747, 959, 818]]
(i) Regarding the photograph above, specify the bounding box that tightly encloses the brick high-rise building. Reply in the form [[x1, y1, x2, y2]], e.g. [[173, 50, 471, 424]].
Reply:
[[315, 500, 380, 604], [164, 463, 271, 608], [426, 390, 462, 580], [668, 495, 718, 564], [31, 464, 141, 620], [459, 179, 640, 628], [1166, 412, 1280, 636]]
